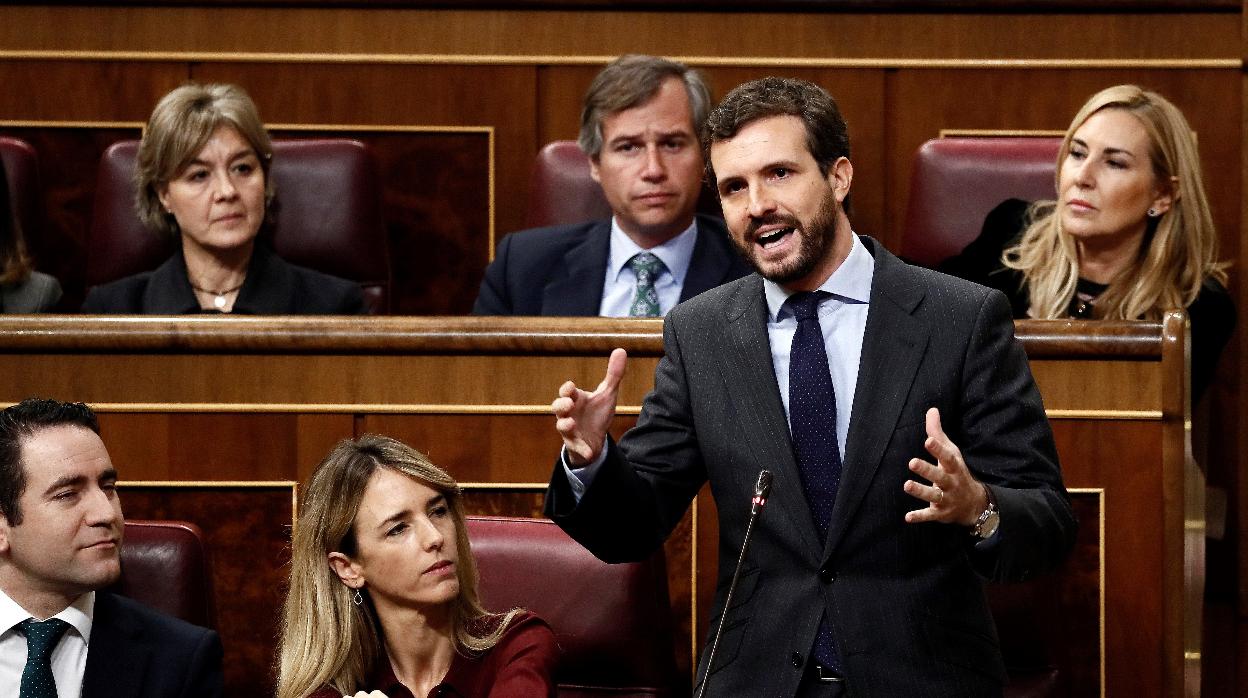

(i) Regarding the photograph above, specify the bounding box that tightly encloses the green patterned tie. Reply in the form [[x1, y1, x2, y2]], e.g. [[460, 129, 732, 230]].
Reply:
[[19, 617, 69, 698], [627, 252, 666, 317]]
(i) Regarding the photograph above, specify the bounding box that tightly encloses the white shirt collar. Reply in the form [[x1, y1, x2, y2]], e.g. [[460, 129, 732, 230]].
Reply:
[[764, 233, 874, 322], [606, 217, 699, 285], [0, 587, 94, 644]]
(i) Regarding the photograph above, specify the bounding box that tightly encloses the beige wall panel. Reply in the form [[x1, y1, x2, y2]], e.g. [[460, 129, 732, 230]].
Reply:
[[191, 62, 538, 236], [0, 7, 1237, 60]]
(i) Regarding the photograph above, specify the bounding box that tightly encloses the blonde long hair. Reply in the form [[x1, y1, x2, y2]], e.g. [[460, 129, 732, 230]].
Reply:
[[1004, 84, 1227, 320], [275, 435, 521, 698]]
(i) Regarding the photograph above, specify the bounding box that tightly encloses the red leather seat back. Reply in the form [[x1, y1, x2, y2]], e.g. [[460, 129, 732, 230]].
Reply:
[[525, 141, 614, 229], [1, 137, 41, 248], [110, 520, 215, 629], [467, 516, 678, 697], [900, 137, 1062, 268], [87, 139, 391, 313], [524, 140, 722, 231]]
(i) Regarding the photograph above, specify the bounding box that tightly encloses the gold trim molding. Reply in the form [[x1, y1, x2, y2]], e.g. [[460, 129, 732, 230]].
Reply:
[[1068, 487, 1107, 696], [0, 51, 1237, 71], [119, 479, 299, 527], [458, 482, 546, 490], [1045, 409, 1162, 420], [939, 129, 1066, 138], [72, 402, 643, 415]]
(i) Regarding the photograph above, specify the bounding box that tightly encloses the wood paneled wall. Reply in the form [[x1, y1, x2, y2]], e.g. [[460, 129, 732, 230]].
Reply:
[[0, 1, 1243, 691], [0, 316, 1195, 696]]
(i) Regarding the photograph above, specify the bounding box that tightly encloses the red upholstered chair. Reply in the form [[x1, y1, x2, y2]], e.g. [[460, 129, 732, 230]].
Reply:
[[1, 137, 41, 245], [524, 141, 614, 229], [87, 139, 392, 313], [900, 136, 1062, 268], [109, 520, 215, 629], [524, 140, 722, 230], [466, 516, 679, 697]]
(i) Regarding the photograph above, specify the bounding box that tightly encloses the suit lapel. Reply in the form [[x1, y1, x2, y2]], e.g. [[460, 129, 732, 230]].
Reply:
[[721, 276, 825, 560], [541, 221, 610, 315], [680, 215, 736, 302], [81, 593, 150, 698], [140, 250, 199, 314], [824, 238, 929, 557]]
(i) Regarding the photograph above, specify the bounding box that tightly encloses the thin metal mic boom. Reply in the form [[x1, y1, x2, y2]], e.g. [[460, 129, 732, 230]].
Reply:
[[695, 469, 772, 698]]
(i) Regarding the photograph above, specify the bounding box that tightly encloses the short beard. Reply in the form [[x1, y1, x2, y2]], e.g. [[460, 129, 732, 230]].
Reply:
[[734, 188, 840, 285]]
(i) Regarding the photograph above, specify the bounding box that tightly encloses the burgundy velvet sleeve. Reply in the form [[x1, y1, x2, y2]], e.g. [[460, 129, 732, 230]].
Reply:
[[482, 613, 560, 698]]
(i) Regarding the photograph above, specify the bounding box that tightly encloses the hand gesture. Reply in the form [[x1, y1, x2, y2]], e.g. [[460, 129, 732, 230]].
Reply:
[[553, 348, 628, 466], [903, 407, 989, 526]]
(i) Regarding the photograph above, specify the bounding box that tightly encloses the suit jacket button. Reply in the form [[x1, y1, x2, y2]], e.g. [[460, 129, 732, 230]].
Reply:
[[791, 652, 804, 668], [819, 566, 834, 583]]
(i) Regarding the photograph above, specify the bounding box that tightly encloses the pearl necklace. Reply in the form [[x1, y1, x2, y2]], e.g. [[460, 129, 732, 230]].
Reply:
[[190, 281, 244, 310]]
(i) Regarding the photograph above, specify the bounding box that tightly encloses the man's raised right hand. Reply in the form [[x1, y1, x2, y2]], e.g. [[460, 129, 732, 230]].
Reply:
[[553, 348, 628, 466]]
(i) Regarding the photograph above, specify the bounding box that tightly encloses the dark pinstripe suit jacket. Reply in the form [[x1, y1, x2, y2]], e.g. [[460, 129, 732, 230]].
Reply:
[[546, 236, 1077, 697]]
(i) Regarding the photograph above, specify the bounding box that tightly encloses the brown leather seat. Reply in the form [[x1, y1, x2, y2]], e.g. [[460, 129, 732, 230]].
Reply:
[[900, 137, 1062, 268], [1, 136, 41, 248], [467, 516, 679, 697], [87, 139, 392, 313], [524, 140, 721, 230], [108, 520, 215, 629]]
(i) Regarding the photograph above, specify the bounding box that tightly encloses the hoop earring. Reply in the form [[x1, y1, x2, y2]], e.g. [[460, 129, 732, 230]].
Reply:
[[352, 589, 363, 606]]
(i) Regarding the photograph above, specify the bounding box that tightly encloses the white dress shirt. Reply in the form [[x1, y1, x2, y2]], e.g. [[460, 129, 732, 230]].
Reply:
[[566, 234, 875, 500], [0, 588, 94, 698], [597, 217, 699, 318], [763, 233, 873, 459]]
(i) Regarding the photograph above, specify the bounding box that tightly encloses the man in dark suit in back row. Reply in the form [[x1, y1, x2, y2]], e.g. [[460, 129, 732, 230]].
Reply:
[[546, 78, 1077, 696], [473, 54, 751, 317], [0, 398, 222, 697]]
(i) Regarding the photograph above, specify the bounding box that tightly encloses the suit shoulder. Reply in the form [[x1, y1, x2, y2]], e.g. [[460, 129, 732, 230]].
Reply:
[[2, 271, 62, 312], [81, 272, 153, 313], [667, 273, 756, 325], [286, 262, 367, 314], [497, 221, 604, 255], [101, 592, 217, 645]]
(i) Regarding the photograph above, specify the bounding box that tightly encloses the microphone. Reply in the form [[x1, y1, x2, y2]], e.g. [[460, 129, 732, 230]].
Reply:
[[696, 469, 772, 698]]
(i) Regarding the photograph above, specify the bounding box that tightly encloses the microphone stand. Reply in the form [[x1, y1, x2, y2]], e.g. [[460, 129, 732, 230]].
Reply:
[[695, 470, 772, 698]]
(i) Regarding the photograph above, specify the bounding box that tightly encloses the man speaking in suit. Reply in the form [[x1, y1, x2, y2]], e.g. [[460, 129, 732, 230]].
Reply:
[[473, 54, 751, 317], [0, 398, 223, 698], [545, 78, 1077, 696]]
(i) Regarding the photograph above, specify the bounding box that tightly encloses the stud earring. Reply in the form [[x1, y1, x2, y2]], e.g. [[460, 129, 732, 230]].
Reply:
[[1147, 208, 1160, 218]]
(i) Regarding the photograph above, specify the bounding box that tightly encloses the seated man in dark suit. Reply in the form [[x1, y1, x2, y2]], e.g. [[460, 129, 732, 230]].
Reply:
[[0, 398, 223, 698], [474, 54, 751, 317]]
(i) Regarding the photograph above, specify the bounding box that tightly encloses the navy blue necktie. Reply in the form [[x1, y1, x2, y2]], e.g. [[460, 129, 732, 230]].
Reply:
[[19, 617, 69, 698], [786, 291, 843, 672]]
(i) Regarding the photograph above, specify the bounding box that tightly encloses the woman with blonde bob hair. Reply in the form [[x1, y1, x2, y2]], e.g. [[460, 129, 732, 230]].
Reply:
[[945, 84, 1234, 400], [83, 82, 365, 314], [277, 435, 557, 698]]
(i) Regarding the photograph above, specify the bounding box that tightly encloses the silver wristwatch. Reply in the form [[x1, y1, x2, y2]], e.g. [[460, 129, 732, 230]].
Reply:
[[971, 486, 1000, 540]]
